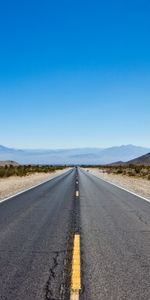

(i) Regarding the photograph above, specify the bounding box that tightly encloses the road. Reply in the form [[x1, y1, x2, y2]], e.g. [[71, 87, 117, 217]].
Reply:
[[0, 169, 77, 300], [79, 169, 150, 300], [0, 168, 150, 299]]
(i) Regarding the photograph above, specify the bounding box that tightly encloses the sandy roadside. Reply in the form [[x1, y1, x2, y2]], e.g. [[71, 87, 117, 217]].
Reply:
[[85, 168, 150, 200], [0, 168, 70, 200]]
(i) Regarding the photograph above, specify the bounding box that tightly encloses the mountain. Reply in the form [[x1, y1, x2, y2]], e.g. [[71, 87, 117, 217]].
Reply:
[[126, 152, 150, 166], [109, 161, 124, 166], [0, 145, 16, 153], [0, 145, 149, 165], [0, 145, 23, 153]]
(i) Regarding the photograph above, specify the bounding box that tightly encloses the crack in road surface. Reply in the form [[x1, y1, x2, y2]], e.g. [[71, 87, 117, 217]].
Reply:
[[45, 252, 59, 300]]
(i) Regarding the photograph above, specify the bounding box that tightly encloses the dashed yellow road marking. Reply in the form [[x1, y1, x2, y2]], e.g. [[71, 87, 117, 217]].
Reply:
[[70, 234, 81, 300], [70, 291, 79, 300], [76, 191, 80, 197]]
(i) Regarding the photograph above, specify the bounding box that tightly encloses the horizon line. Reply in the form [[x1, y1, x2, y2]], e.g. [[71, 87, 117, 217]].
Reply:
[[1, 144, 150, 151]]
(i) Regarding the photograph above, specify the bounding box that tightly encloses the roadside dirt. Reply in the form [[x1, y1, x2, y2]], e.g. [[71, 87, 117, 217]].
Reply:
[[0, 169, 69, 200], [85, 168, 150, 200]]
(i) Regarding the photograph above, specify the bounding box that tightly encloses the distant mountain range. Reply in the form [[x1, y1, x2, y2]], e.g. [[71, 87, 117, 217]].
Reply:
[[0, 144, 150, 165], [127, 152, 150, 166]]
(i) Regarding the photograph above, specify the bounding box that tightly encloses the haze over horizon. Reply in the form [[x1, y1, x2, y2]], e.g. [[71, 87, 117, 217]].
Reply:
[[0, 144, 150, 165], [0, 143, 150, 151], [0, 1, 150, 149]]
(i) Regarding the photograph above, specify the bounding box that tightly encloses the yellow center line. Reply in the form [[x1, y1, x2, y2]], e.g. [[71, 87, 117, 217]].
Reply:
[[76, 191, 80, 197], [70, 234, 81, 300]]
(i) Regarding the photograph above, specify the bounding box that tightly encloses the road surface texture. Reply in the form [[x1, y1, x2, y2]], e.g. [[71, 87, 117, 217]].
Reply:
[[0, 169, 77, 300], [0, 167, 150, 300], [79, 168, 150, 300]]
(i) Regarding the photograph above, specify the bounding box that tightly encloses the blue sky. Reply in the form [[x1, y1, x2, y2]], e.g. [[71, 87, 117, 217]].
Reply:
[[0, 0, 150, 149]]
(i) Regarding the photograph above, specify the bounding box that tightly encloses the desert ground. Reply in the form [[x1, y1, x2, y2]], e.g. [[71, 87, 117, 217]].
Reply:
[[0, 168, 69, 200], [85, 168, 150, 200]]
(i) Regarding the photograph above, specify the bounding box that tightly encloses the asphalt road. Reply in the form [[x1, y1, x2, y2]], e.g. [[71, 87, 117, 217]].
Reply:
[[0, 169, 77, 300], [0, 167, 150, 300], [79, 168, 150, 300]]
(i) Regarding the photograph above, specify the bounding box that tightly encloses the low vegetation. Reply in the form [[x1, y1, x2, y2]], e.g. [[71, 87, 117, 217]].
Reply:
[[0, 165, 65, 178], [103, 165, 150, 180], [83, 164, 150, 180]]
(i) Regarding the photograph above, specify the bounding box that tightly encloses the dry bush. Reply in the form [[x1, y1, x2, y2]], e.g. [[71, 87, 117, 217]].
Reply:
[[98, 165, 150, 180], [0, 165, 65, 178]]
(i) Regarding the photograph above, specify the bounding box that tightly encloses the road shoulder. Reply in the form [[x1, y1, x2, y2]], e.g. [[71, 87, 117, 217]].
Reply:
[[84, 168, 150, 201], [0, 168, 70, 202]]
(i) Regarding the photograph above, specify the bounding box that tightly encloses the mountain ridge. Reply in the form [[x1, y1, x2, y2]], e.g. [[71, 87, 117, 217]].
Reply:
[[0, 144, 150, 165], [126, 152, 150, 166]]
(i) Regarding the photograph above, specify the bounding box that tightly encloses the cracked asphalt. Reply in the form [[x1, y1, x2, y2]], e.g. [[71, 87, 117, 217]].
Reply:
[[0, 169, 76, 300], [0, 167, 150, 300], [79, 168, 150, 300]]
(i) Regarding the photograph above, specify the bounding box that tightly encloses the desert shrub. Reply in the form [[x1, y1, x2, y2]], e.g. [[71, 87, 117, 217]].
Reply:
[[0, 165, 65, 178], [134, 166, 141, 174], [93, 165, 150, 180], [116, 169, 123, 174], [0, 168, 6, 177]]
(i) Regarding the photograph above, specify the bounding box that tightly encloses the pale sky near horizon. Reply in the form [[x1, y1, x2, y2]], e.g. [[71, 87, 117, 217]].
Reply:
[[0, 0, 150, 149]]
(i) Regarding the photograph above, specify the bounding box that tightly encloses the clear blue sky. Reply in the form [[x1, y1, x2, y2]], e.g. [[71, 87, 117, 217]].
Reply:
[[0, 0, 150, 149]]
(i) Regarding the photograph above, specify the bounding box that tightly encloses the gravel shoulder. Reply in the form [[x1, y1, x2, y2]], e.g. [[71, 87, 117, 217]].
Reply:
[[85, 168, 150, 200], [0, 168, 69, 200]]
